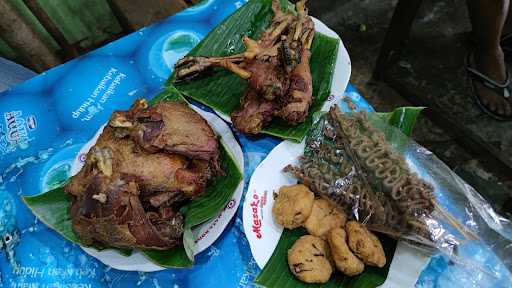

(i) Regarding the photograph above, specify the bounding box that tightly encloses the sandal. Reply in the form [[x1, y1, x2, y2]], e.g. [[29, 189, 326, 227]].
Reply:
[[465, 51, 512, 121]]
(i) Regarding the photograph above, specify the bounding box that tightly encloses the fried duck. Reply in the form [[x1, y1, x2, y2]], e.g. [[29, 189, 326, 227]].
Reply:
[[175, 0, 315, 135], [66, 100, 221, 250]]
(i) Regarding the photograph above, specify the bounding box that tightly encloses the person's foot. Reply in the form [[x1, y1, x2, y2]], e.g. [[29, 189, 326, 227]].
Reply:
[[473, 47, 512, 117]]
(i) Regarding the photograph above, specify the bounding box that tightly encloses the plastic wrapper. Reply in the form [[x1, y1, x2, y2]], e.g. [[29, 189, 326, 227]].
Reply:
[[284, 105, 512, 284]]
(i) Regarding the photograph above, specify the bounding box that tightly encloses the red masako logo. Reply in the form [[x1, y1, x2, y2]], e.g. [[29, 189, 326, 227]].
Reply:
[[251, 191, 267, 239], [251, 193, 262, 239]]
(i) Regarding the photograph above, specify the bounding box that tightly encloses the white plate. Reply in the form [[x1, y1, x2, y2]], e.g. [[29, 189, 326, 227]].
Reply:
[[242, 141, 431, 287], [70, 106, 244, 272], [214, 17, 352, 122]]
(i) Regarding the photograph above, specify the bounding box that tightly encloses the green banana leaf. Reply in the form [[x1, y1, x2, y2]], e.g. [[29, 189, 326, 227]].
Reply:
[[378, 106, 425, 137], [150, 85, 189, 105], [254, 107, 424, 287], [22, 88, 243, 268], [171, 0, 339, 142]]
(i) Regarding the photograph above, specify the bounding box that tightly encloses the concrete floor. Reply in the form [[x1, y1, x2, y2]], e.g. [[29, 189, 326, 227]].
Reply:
[[309, 0, 512, 213]]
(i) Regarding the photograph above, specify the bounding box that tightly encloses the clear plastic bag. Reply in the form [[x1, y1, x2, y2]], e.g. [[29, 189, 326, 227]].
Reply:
[[284, 105, 512, 284]]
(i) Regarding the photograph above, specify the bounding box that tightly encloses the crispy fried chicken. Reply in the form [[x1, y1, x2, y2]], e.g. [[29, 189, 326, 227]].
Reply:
[[175, 0, 315, 135], [66, 100, 221, 250]]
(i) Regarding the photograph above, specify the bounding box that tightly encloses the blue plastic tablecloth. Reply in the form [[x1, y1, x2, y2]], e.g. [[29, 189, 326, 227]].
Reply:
[[0, 1, 507, 287]]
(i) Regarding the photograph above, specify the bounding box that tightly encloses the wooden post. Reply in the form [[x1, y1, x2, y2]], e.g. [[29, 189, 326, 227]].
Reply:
[[105, 0, 135, 34], [22, 0, 79, 59], [0, 0, 61, 72], [106, 0, 188, 31]]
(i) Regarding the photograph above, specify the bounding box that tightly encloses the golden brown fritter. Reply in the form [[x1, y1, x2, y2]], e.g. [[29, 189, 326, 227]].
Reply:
[[272, 184, 315, 229], [346, 221, 386, 268], [288, 235, 333, 283], [304, 198, 347, 238], [327, 228, 365, 276]]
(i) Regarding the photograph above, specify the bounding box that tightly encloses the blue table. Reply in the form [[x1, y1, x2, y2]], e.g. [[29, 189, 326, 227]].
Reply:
[[0, 1, 508, 287]]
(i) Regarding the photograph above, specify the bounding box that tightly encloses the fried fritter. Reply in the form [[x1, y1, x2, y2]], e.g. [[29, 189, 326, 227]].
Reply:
[[304, 198, 347, 238], [272, 184, 314, 229], [346, 221, 386, 268], [327, 228, 365, 276], [288, 235, 333, 283]]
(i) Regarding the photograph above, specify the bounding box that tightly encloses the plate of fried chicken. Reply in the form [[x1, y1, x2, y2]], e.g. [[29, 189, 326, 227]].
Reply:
[[173, 0, 351, 137], [65, 99, 244, 271]]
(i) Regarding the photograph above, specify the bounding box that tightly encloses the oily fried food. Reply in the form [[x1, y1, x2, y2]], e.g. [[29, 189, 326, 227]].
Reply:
[[66, 99, 221, 250], [272, 184, 314, 229], [110, 99, 221, 169], [327, 228, 364, 276], [288, 235, 333, 283], [346, 221, 386, 268], [175, 0, 315, 135], [304, 198, 347, 238]]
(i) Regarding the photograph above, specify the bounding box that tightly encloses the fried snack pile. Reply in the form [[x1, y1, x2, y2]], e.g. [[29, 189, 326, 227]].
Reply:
[[272, 184, 386, 284], [285, 105, 437, 241], [175, 0, 315, 135], [65, 99, 221, 250]]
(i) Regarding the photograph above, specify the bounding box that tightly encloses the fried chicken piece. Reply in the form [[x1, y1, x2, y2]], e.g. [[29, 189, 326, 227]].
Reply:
[[69, 173, 184, 250], [110, 100, 221, 171], [66, 100, 221, 250], [231, 89, 277, 135], [174, 0, 315, 135], [67, 126, 211, 199], [245, 51, 290, 102], [278, 1, 315, 124]]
